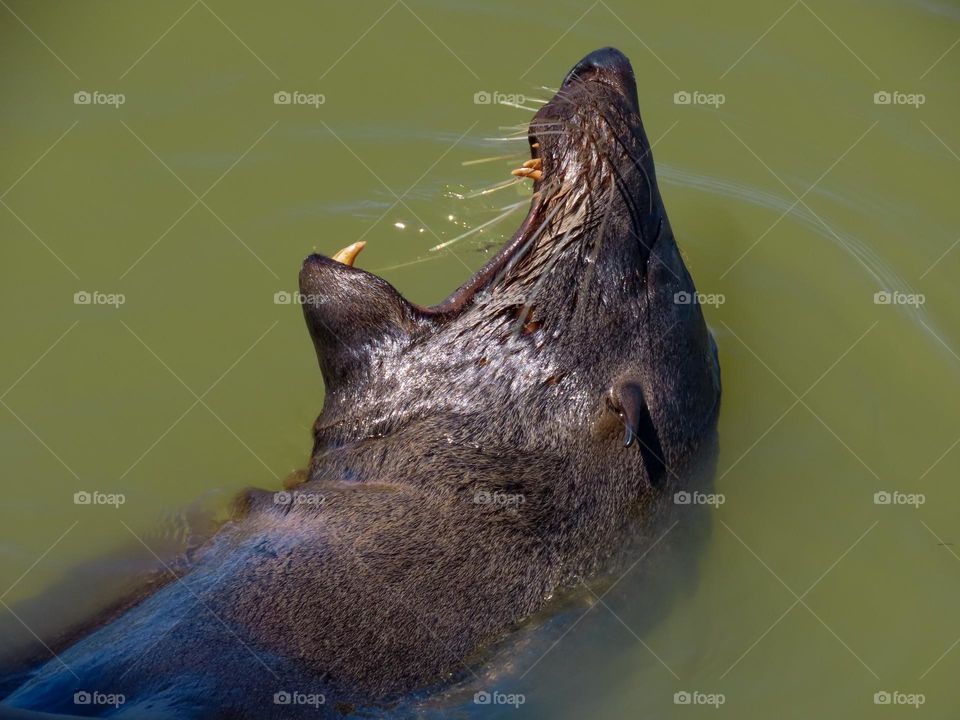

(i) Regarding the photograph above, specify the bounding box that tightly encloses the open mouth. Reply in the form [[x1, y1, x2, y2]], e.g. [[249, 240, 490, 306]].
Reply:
[[314, 46, 645, 322], [320, 133, 555, 318], [427, 47, 644, 317]]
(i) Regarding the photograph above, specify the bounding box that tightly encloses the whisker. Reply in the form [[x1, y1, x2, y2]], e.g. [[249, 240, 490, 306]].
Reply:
[[576, 174, 616, 308], [599, 110, 653, 214], [549, 89, 576, 104], [492, 186, 566, 283], [485, 132, 565, 141], [497, 101, 542, 112], [497, 118, 569, 132], [455, 177, 522, 199], [429, 201, 526, 251], [527, 120, 572, 131], [511, 224, 574, 338], [496, 122, 565, 135], [461, 153, 524, 166], [370, 254, 446, 273]]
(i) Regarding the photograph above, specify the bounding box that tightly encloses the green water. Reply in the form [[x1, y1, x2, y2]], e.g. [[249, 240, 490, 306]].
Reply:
[[1, 0, 959, 717]]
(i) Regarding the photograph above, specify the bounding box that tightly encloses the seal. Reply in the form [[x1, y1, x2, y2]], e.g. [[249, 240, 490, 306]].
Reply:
[[1, 47, 720, 719]]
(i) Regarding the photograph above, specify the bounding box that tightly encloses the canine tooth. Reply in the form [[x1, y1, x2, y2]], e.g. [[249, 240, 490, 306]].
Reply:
[[522, 158, 542, 169], [531, 142, 540, 149], [331, 241, 366, 266], [510, 166, 544, 182]]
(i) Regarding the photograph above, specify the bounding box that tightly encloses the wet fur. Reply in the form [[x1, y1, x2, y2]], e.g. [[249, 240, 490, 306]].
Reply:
[[2, 48, 720, 719]]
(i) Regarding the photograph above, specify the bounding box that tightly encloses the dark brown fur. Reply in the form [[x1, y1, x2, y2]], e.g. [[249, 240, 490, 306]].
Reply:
[[2, 48, 720, 719]]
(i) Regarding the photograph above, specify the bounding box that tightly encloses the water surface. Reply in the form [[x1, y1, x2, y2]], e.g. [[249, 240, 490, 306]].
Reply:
[[1, 0, 959, 716]]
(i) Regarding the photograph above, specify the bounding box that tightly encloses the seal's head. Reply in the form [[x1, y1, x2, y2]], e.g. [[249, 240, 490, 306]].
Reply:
[[298, 47, 720, 564]]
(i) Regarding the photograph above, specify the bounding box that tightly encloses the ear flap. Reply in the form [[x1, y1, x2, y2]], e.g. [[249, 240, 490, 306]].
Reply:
[[608, 380, 666, 484], [299, 253, 423, 391]]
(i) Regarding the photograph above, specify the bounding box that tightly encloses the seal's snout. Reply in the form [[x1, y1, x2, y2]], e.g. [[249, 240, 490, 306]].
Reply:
[[563, 47, 631, 84], [561, 46, 639, 112], [299, 250, 420, 391]]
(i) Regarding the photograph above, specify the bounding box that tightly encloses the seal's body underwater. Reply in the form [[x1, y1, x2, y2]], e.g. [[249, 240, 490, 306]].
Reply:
[[2, 48, 720, 719]]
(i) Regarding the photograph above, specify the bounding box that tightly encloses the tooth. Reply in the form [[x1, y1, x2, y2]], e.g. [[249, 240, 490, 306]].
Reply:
[[522, 158, 542, 170], [511, 166, 544, 181], [531, 143, 540, 149], [331, 241, 366, 266]]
